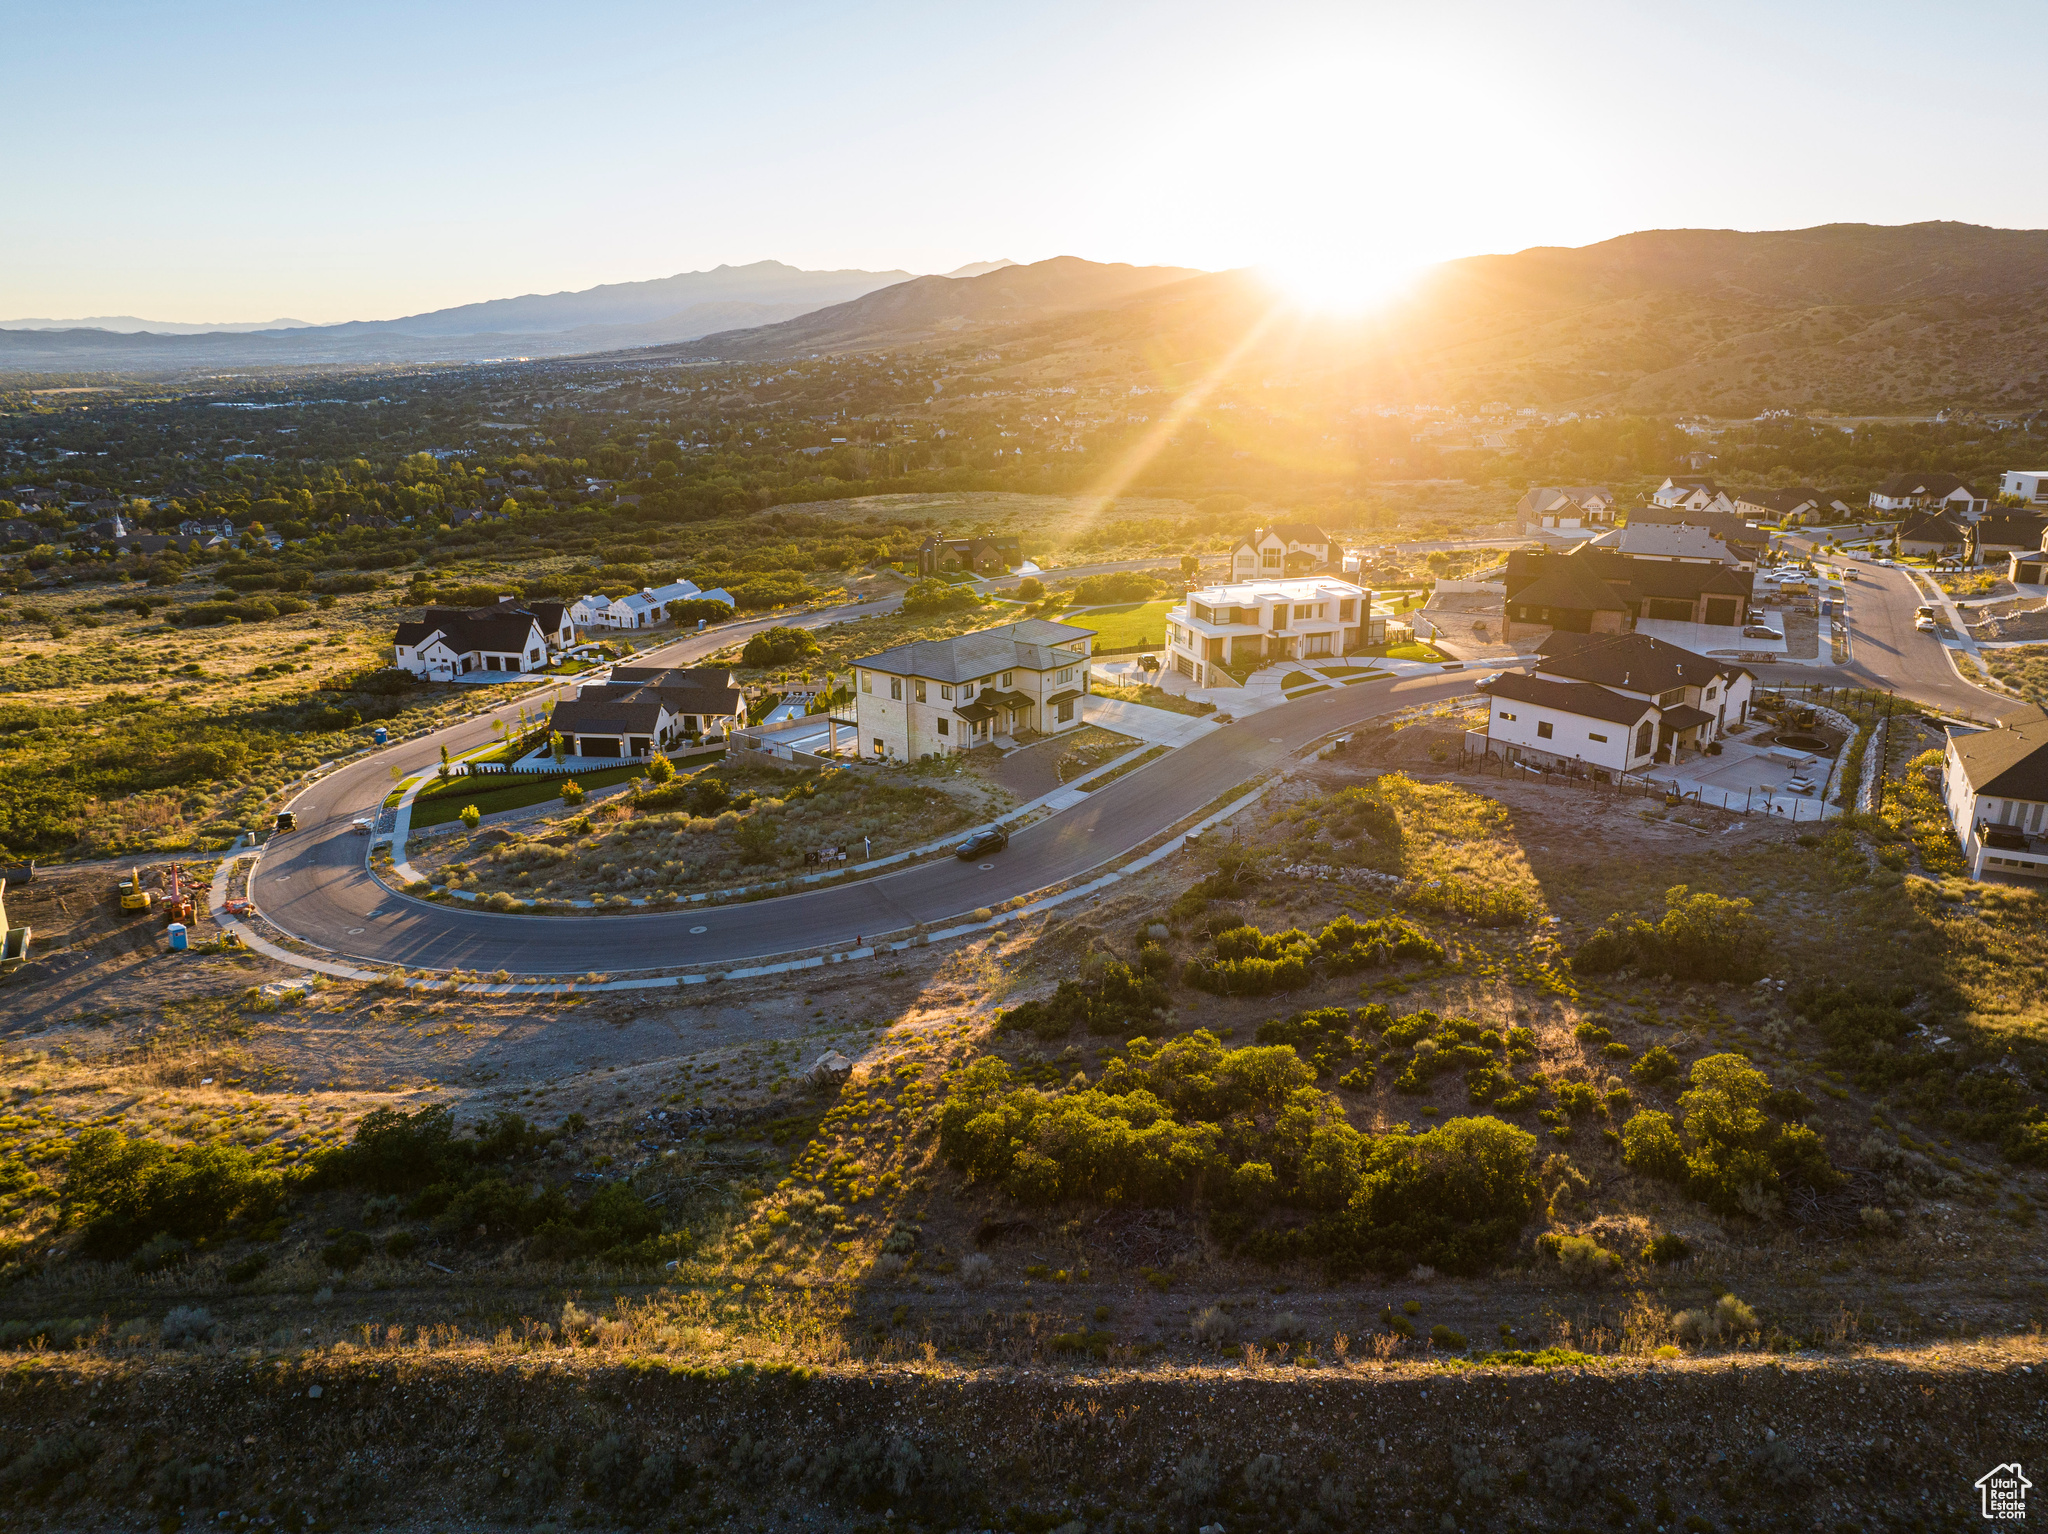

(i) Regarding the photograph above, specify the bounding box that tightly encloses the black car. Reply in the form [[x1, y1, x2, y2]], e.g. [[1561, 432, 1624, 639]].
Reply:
[[955, 827, 1009, 859], [274, 811, 297, 833]]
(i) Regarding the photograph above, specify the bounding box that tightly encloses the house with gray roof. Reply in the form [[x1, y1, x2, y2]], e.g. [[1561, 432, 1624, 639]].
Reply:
[[1229, 523, 1332, 579], [394, 607, 549, 680], [1943, 705, 2048, 881], [852, 618, 1096, 759]]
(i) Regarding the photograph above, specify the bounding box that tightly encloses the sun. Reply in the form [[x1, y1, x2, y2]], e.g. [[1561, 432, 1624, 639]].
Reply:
[[1262, 251, 1426, 317]]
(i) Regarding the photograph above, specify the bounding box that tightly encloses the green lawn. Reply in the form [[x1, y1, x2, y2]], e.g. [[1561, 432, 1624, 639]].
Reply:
[[1068, 599, 1173, 650], [409, 762, 652, 828]]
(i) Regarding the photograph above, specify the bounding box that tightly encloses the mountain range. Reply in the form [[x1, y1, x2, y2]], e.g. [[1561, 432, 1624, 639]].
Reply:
[[5, 226, 2046, 413], [0, 259, 1018, 369]]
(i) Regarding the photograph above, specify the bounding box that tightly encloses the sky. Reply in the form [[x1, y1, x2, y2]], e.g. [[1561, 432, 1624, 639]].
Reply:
[[6, 0, 2048, 325]]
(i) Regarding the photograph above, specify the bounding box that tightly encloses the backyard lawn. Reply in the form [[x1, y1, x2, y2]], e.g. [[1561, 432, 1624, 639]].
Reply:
[[1067, 599, 1173, 651]]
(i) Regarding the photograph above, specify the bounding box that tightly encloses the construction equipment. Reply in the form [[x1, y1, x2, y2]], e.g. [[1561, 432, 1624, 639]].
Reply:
[[118, 867, 155, 913], [162, 864, 195, 924], [0, 879, 29, 972]]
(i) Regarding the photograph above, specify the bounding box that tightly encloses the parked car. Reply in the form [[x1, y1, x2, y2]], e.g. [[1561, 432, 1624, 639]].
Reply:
[[1915, 615, 1937, 632], [273, 811, 297, 833], [955, 827, 1009, 859]]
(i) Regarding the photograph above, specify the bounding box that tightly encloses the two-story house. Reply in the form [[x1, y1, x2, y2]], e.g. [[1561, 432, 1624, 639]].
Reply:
[[1869, 473, 1986, 520], [1502, 543, 1755, 641], [1731, 487, 1855, 525], [1999, 470, 2048, 507], [394, 607, 550, 680], [1474, 632, 1754, 775], [1227, 524, 1333, 580], [1942, 705, 2048, 881], [852, 618, 1096, 759], [1164, 577, 1376, 685]]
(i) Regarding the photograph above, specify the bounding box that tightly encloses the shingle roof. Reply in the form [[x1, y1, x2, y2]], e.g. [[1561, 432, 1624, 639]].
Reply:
[[1586, 524, 1734, 562], [548, 697, 666, 736], [1506, 557, 1629, 614], [1974, 515, 2048, 549], [1481, 671, 1655, 726], [1875, 472, 1976, 500], [1626, 504, 1759, 542], [403, 608, 545, 654], [1897, 513, 1968, 543], [600, 666, 744, 718], [856, 619, 1095, 683], [1536, 631, 1745, 694], [1949, 707, 2048, 801]]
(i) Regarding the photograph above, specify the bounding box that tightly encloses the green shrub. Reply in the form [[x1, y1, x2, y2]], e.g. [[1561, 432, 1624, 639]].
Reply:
[[1536, 1231, 1622, 1284], [900, 578, 984, 616], [1572, 885, 1771, 982], [1630, 1045, 1683, 1088], [1429, 1323, 1469, 1351], [995, 959, 1168, 1039], [1642, 1232, 1690, 1265], [459, 804, 482, 830], [740, 626, 821, 666], [60, 1129, 286, 1259], [1620, 1110, 1688, 1182]]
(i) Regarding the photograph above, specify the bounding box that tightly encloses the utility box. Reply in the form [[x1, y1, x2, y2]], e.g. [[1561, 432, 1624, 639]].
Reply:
[[167, 923, 189, 951]]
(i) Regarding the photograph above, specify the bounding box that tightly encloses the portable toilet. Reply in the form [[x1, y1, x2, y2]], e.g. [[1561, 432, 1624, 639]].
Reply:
[[373, 726, 389, 746], [696, 618, 707, 633], [167, 923, 188, 951]]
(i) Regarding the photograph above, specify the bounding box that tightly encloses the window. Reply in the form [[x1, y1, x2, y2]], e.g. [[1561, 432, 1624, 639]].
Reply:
[[872, 737, 885, 756], [1658, 687, 1686, 707], [1057, 666, 1074, 683], [1636, 721, 1655, 756], [889, 678, 902, 701], [1262, 549, 1281, 568], [940, 684, 953, 701], [1192, 603, 1213, 624], [914, 680, 927, 703], [1001, 671, 1013, 687], [1295, 604, 1314, 620], [937, 718, 949, 736], [1498, 711, 1516, 722], [861, 672, 872, 693], [1537, 721, 1554, 740], [1057, 699, 1075, 723], [1588, 732, 1608, 743], [962, 681, 975, 699], [1340, 599, 1357, 621]]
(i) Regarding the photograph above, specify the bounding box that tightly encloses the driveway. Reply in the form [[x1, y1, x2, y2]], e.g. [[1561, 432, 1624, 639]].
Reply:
[[1081, 696, 1221, 747]]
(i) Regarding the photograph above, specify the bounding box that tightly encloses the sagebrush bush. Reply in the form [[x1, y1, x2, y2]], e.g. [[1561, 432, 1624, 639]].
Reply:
[[1571, 884, 1771, 982]]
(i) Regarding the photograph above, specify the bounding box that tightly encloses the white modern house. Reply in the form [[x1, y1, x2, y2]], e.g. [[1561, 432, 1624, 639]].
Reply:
[[852, 618, 1096, 759], [394, 607, 550, 681], [1471, 631, 1753, 776], [1942, 705, 2048, 881], [1999, 470, 2048, 507], [570, 579, 736, 631], [1164, 577, 1378, 686]]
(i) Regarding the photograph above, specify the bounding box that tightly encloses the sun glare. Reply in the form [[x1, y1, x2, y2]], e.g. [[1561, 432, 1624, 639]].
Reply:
[[1263, 252, 1426, 317]]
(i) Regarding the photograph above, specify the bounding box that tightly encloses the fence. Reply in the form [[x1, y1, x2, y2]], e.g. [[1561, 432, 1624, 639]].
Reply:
[[1456, 742, 1833, 821]]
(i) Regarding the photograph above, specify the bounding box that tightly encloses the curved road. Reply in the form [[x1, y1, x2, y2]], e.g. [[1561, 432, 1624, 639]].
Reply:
[[255, 665, 1476, 975], [253, 549, 2021, 977]]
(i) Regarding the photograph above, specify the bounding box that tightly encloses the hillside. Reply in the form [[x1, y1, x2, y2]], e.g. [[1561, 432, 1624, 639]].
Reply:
[[654, 255, 1209, 360], [842, 222, 2048, 414]]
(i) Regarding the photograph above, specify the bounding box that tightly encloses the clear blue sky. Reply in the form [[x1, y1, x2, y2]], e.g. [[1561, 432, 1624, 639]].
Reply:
[[8, 0, 2047, 323]]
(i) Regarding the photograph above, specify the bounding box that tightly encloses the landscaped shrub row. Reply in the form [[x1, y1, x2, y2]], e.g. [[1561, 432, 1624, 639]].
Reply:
[[1185, 913, 1443, 995], [938, 1032, 1538, 1277]]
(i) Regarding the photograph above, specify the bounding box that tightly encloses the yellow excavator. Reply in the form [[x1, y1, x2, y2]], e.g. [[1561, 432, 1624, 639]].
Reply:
[[117, 867, 155, 912]]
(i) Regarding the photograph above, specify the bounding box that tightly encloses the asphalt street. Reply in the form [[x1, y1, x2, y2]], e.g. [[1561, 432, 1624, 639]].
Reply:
[[253, 666, 1474, 975], [1765, 545, 2022, 720]]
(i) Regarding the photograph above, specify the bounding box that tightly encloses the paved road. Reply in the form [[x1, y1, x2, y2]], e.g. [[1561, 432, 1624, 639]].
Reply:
[[252, 669, 1475, 975], [1768, 543, 2021, 719]]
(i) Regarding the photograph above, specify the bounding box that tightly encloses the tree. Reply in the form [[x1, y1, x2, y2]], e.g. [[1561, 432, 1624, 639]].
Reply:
[[460, 804, 482, 830], [549, 731, 567, 766], [438, 744, 450, 781], [1181, 555, 1200, 580], [1015, 576, 1045, 602], [741, 626, 821, 667], [645, 753, 676, 784]]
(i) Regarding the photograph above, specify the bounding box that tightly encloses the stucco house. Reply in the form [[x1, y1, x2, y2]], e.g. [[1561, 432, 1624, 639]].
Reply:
[[1164, 577, 1376, 685], [1869, 472, 1985, 519], [547, 666, 748, 756], [852, 618, 1096, 759], [1651, 478, 1738, 515], [1516, 486, 1616, 535]]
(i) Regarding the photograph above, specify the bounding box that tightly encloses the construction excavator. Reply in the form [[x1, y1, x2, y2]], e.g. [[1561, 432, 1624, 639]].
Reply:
[[117, 867, 155, 913]]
